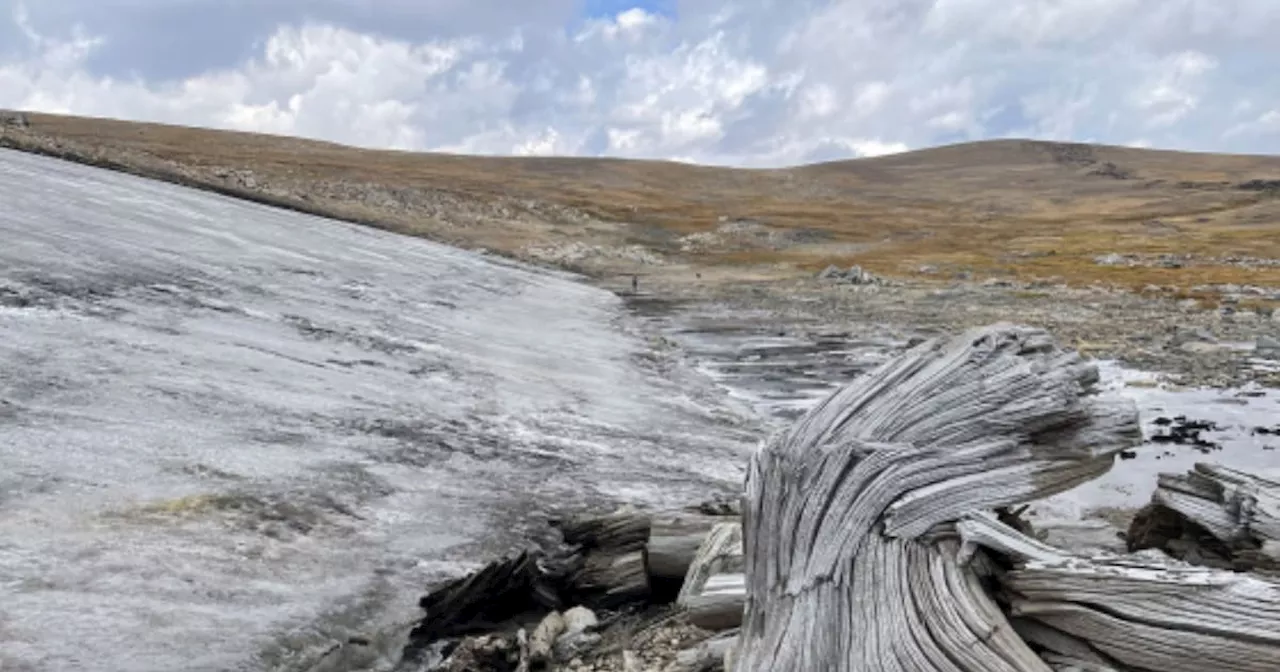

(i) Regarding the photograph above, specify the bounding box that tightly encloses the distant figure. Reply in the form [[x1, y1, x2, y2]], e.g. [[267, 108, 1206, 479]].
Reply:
[[631, 274, 638, 294]]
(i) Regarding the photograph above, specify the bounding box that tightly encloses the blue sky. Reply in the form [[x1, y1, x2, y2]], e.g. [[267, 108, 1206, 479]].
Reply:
[[583, 0, 674, 18], [2, 0, 1279, 166]]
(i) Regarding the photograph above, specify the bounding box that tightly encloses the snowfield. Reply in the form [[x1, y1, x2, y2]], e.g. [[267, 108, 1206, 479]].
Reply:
[[0, 149, 757, 672]]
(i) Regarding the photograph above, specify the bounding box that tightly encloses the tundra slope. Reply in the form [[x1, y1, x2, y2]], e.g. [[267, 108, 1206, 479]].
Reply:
[[0, 149, 757, 672]]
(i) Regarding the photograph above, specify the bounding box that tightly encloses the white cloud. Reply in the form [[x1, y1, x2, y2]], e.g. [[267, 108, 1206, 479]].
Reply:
[[1131, 50, 1217, 128], [2, 1, 1280, 166]]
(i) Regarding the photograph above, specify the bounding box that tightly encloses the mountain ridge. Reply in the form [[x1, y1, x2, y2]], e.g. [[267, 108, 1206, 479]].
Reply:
[[3, 110, 1279, 298]]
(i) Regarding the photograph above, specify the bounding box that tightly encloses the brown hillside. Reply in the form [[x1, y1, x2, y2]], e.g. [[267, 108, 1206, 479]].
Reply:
[[3, 111, 1279, 294]]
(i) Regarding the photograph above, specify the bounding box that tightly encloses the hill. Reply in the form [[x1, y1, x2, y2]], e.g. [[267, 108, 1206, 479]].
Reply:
[[3, 111, 1280, 296]]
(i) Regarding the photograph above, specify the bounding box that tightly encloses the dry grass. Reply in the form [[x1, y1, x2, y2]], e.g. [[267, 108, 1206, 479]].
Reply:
[[4, 111, 1280, 291]]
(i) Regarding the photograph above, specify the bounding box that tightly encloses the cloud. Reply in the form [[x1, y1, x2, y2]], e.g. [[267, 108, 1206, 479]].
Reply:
[[2, 0, 1280, 166]]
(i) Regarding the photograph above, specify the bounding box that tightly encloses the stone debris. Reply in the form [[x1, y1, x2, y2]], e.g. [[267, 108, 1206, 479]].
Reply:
[[816, 264, 889, 286], [1257, 335, 1280, 359]]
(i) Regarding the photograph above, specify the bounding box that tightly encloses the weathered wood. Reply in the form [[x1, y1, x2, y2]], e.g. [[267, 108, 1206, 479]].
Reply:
[[682, 573, 745, 632], [573, 549, 651, 608], [960, 510, 1280, 672], [1130, 463, 1280, 573], [553, 511, 651, 553], [677, 522, 745, 631], [405, 551, 555, 650], [647, 513, 735, 580], [735, 324, 1144, 672]]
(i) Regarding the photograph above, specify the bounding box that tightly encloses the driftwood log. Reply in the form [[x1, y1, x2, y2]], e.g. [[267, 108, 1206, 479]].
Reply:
[[958, 512, 1280, 672], [735, 323, 1145, 671], [676, 522, 745, 631], [556, 510, 735, 574], [1129, 464, 1280, 573], [648, 513, 735, 581], [575, 549, 651, 608]]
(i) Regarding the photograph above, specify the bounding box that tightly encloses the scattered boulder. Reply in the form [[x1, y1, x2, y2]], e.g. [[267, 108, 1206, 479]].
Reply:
[[553, 607, 601, 661], [817, 264, 843, 280], [561, 606, 599, 636], [434, 632, 525, 672], [1093, 253, 1132, 266], [528, 611, 566, 665], [1169, 327, 1217, 349], [1257, 335, 1280, 359], [816, 264, 889, 286]]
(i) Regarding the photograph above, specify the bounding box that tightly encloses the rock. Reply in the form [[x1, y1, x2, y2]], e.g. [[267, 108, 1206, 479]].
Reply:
[[553, 607, 601, 661], [436, 633, 522, 671], [529, 610, 566, 664], [1170, 327, 1217, 348], [845, 265, 887, 286], [622, 650, 642, 672], [1178, 299, 1200, 311], [817, 264, 843, 280], [1093, 253, 1130, 266], [1257, 335, 1280, 359], [555, 631, 601, 662], [562, 606, 598, 636], [1181, 341, 1232, 355]]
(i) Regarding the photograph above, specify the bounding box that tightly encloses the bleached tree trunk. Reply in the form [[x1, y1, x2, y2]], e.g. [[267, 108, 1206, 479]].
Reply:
[[648, 512, 735, 581], [1129, 463, 1280, 573], [734, 324, 1144, 672], [677, 522, 746, 630], [960, 511, 1280, 672]]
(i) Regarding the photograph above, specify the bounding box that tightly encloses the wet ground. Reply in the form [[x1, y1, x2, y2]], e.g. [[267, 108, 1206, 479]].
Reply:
[[0, 150, 759, 672]]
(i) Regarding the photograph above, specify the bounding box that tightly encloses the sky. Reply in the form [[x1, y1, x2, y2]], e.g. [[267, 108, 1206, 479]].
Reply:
[[1, 0, 1278, 167]]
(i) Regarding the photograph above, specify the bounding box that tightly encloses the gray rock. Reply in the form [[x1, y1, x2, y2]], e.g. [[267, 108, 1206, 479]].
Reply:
[[846, 265, 886, 286], [561, 606, 598, 637], [553, 631, 601, 661], [1257, 335, 1280, 359], [1181, 341, 1233, 355], [817, 264, 843, 280], [1170, 327, 1217, 348]]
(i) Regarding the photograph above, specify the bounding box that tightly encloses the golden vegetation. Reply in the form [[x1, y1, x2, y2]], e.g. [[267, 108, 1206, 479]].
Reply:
[[4, 111, 1280, 291]]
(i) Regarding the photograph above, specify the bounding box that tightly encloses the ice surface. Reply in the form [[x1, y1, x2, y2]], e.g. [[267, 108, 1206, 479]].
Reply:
[[0, 150, 758, 671]]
